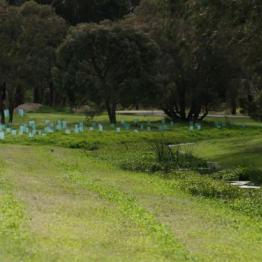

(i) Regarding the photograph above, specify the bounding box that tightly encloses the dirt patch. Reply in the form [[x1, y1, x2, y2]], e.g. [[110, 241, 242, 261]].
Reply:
[[16, 103, 43, 112]]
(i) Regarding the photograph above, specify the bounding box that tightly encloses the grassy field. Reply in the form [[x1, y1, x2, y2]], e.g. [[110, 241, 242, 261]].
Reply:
[[0, 112, 262, 261]]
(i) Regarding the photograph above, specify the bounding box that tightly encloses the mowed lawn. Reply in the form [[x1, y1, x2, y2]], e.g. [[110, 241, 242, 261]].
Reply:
[[1, 144, 262, 261]]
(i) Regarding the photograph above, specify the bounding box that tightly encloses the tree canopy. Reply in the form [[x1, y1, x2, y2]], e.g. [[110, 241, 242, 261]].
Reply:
[[1, 0, 262, 122], [0, 1, 66, 122], [56, 23, 159, 123]]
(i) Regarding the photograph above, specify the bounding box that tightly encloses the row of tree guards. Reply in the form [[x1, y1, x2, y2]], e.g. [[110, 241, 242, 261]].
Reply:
[[0, 115, 251, 141], [0, 118, 206, 140]]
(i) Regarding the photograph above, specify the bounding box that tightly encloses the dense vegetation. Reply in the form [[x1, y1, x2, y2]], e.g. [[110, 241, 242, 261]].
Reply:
[[1, 0, 262, 123]]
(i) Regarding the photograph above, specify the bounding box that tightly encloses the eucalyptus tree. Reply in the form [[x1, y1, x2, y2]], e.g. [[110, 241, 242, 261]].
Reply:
[[30, 0, 131, 25], [0, 2, 23, 123], [0, 1, 67, 122], [56, 23, 159, 123], [133, 0, 233, 121], [19, 1, 67, 105], [132, 0, 262, 121]]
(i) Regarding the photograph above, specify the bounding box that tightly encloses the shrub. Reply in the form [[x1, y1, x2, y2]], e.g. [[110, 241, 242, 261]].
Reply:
[[120, 159, 164, 173], [211, 168, 244, 181], [241, 168, 262, 185], [67, 141, 99, 151], [151, 141, 209, 170], [211, 168, 262, 185], [151, 141, 175, 164], [180, 175, 241, 199], [120, 141, 210, 174]]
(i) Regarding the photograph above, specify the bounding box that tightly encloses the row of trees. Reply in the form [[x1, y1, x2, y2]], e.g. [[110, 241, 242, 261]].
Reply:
[[1, 0, 261, 123], [9, 0, 141, 24], [132, 0, 262, 121]]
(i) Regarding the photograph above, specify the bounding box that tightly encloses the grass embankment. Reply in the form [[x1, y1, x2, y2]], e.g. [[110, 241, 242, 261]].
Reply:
[[0, 145, 191, 261], [0, 112, 262, 261], [0, 145, 262, 261]]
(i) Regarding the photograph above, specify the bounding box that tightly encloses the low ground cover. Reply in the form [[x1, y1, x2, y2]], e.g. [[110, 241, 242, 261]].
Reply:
[[0, 112, 261, 261]]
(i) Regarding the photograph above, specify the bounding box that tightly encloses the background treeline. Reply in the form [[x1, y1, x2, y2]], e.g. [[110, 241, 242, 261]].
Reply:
[[0, 0, 261, 123]]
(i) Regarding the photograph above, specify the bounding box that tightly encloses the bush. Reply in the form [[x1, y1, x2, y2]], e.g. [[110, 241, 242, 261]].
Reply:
[[67, 140, 99, 151], [120, 141, 210, 174], [120, 159, 165, 173], [180, 175, 241, 199], [211, 168, 244, 181], [211, 168, 262, 185], [151, 141, 209, 170], [241, 168, 262, 185]]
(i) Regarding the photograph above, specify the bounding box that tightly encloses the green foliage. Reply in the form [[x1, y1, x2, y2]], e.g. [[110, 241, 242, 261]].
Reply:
[[179, 174, 241, 200], [170, 172, 262, 218], [120, 158, 167, 173], [67, 140, 99, 151], [212, 168, 262, 185], [0, 1, 67, 122], [241, 168, 262, 185], [32, 0, 131, 25], [120, 141, 209, 174], [211, 168, 246, 181], [56, 23, 159, 123], [133, 0, 262, 121]]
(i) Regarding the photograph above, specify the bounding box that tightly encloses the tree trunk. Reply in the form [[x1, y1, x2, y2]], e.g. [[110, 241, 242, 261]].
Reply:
[[8, 106, 14, 123], [106, 102, 117, 124], [231, 99, 237, 115], [33, 87, 40, 103], [0, 109, 4, 124], [0, 82, 6, 124], [15, 85, 24, 107], [163, 108, 179, 121], [49, 81, 54, 106], [200, 105, 209, 120], [178, 88, 186, 120]]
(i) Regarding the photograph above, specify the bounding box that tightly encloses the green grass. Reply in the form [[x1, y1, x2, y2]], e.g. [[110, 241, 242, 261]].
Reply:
[[0, 112, 262, 261], [193, 135, 262, 169], [0, 145, 191, 261], [0, 145, 262, 261]]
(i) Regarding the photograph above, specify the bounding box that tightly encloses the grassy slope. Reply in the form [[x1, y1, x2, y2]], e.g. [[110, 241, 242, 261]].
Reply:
[[0, 145, 189, 262], [194, 135, 262, 168], [0, 112, 261, 261], [0, 145, 262, 261]]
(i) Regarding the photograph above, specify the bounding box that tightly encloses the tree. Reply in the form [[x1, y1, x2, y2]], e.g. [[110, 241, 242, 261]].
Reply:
[[127, 0, 262, 121], [133, 0, 233, 121], [30, 0, 131, 25], [19, 1, 67, 105], [56, 23, 159, 123], [0, 1, 67, 123], [0, 3, 23, 123]]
